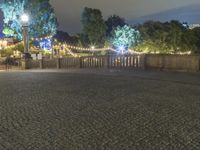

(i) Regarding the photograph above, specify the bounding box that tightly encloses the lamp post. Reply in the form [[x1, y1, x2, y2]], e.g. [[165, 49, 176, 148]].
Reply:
[[21, 14, 30, 59]]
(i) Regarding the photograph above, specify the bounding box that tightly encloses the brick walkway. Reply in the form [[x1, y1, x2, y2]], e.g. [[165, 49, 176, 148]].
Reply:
[[0, 70, 200, 149]]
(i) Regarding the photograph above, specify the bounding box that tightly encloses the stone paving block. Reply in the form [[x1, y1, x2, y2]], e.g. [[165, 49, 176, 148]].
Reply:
[[0, 71, 200, 149]]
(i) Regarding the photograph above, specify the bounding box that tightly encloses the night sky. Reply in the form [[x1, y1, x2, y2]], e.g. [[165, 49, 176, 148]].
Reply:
[[50, 0, 200, 34], [0, 0, 200, 35]]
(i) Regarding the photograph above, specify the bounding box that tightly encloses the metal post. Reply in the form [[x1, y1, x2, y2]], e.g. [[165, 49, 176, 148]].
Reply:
[[22, 25, 29, 54], [21, 14, 30, 60]]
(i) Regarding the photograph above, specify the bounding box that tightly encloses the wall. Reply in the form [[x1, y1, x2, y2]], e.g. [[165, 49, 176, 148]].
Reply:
[[145, 54, 200, 72]]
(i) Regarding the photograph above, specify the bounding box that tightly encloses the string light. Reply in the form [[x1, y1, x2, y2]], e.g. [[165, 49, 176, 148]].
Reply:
[[65, 47, 79, 57], [128, 49, 145, 54], [54, 42, 142, 55], [31, 35, 53, 41], [63, 44, 110, 52]]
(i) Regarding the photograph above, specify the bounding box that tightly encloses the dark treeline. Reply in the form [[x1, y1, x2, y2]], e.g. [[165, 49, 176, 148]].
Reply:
[[55, 7, 200, 53], [135, 20, 200, 53]]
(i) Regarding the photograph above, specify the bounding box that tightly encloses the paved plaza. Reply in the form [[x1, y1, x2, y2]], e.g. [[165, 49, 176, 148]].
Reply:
[[0, 69, 200, 150]]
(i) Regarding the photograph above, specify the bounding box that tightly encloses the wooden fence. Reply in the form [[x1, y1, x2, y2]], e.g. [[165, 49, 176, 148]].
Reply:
[[60, 57, 80, 68], [80, 56, 105, 68], [108, 55, 145, 68], [0, 59, 6, 70], [145, 54, 200, 72], [80, 55, 145, 69], [26, 55, 145, 70], [0, 58, 22, 70], [24, 54, 200, 72]]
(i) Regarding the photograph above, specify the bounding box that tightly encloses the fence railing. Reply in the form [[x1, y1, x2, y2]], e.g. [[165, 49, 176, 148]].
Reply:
[[80, 56, 105, 68], [26, 55, 145, 70], [0, 58, 22, 70], [60, 57, 80, 68], [108, 55, 145, 68], [21, 54, 200, 72], [145, 54, 200, 72]]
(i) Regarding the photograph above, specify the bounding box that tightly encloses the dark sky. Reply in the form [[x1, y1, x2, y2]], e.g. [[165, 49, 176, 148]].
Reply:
[[50, 0, 200, 34], [0, 0, 200, 35]]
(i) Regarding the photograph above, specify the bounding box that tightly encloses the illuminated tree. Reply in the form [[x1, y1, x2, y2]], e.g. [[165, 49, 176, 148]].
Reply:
[[0, 0, 26, 39], [112, 25, 140, 50], [0, 0, 57, 39], [28, 0, 57, 38]]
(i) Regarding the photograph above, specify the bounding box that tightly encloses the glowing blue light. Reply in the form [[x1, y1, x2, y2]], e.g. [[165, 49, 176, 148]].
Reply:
[[33, 38, 52, 50], [119, 46, 125, 51], [117, 45, 127, 54], [119, 46, 124, 54]]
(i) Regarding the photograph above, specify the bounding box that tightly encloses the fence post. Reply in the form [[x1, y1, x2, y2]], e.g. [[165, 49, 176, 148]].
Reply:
[[57, 58, 61, 69], [40, 58, 43, 69], [161, 55, 165, 70], [199, 56, 200, 72], [104, 55, 109, 69], [79, 57, 82, 68], [21, 59, 31, 69], [143, 54, 147, 70]]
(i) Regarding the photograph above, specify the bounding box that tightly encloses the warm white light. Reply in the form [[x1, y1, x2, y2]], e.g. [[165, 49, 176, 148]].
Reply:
[[91, 46, 95, 50], [21, 14, 29, 23]]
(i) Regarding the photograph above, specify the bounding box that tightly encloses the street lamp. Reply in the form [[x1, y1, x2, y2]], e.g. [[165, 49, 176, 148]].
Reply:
[[21, 14, 30, 59]]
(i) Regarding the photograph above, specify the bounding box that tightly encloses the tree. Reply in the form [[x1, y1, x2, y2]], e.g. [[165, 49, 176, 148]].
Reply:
[[53, 30, 79, 45], [181, 29, 197, 52], [81, 7, 106, 47], [136, 20, 193, 53], [112, 25, 140, 51], [0, 0, 26, 39], [28, 0, 57, 38], [191, 27, 200, 53], [166, 20, 186, 52], [0, 0, 57, 40], [105, 15, 126, 37]]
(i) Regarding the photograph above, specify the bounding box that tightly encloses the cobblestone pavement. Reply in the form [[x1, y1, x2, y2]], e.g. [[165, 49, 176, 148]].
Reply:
[[0, 70, 200, 150]]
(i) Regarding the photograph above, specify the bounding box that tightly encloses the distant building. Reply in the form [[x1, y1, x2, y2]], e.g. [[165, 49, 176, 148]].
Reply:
[[189, 24, 200, 29], [0, 37, 19, 50]]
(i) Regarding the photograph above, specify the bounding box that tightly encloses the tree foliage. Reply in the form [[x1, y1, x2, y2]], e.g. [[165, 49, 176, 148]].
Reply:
[[0, 0, 26, 39], [28, 0, 57, 38], [0, 0, 57, 40], [112, 25, 140, 49], [81, 7, 106, 47], [136, 20, 199, 53], [105, 15, 126, 37], [53, 30, 79, 45], [191, 27, 200, 53]]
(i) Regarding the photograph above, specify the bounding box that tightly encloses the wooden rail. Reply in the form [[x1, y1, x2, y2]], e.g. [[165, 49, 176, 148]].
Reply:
[[27, 55, 145, 70]]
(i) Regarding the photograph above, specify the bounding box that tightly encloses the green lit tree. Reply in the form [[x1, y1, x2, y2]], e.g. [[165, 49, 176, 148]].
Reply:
[[0, 0, 26, 39], [112, 25, 140, 50], [0, 0, 57, 39], [28, 0, 57, 38]]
